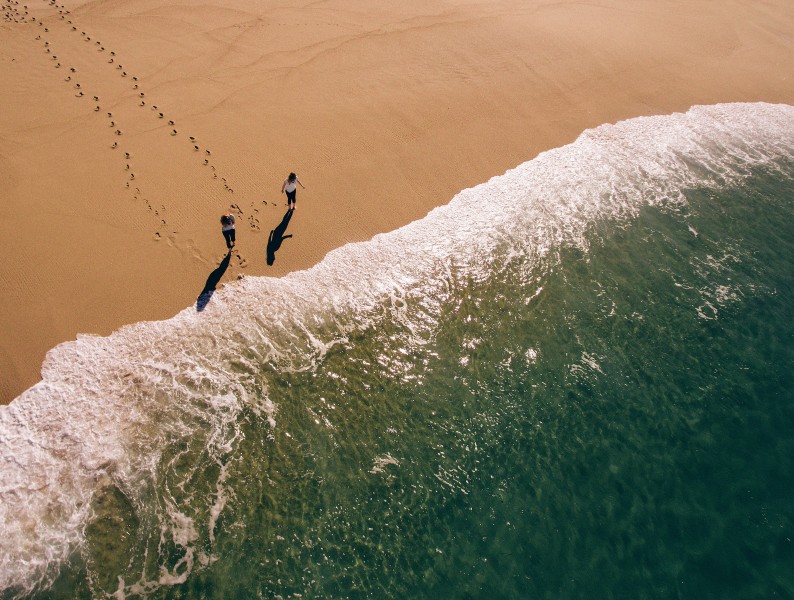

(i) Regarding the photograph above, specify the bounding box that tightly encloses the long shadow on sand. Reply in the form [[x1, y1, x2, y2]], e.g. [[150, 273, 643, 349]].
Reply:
[[267, 208, 294, 266], [196, 251, 231, 311]]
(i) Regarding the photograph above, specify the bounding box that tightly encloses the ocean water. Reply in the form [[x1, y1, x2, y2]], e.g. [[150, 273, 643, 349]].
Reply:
[[1, 103, 794, 599]]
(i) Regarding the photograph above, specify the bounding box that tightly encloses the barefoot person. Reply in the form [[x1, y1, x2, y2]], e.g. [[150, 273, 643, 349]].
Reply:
[[281, 172, 305, 210], [220, 212, 235, 249]]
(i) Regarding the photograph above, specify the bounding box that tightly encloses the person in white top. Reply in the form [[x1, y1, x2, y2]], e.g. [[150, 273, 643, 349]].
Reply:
[[220, 212, 235, 249], [281, 172, 305, 210]]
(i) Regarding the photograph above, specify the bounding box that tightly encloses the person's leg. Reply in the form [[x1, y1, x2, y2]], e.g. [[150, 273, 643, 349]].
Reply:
[[229, 228, 236, 247], [286, 189, 296, 208], [223, 230, 232, 248]]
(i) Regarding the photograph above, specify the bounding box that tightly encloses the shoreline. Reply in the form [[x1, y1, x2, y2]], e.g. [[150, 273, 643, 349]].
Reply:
[[2, 0, 794, 403]]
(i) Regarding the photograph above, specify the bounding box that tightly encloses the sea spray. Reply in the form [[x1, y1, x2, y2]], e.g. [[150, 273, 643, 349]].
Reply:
[[1, 103, 793, 597]]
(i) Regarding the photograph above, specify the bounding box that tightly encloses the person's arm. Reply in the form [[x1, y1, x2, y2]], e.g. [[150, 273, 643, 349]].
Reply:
[[297, 177, 305, 189], [281, 180, 286, 193]]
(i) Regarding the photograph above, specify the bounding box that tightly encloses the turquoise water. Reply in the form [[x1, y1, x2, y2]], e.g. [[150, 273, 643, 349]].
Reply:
[[2, 104, 794, 599]]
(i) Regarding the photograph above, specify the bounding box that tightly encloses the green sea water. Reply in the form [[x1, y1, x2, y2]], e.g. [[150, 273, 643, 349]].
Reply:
[[35, 162, 793, 599]]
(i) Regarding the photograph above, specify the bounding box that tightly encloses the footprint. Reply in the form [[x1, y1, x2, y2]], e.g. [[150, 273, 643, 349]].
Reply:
[[185, 239, 208, 264]]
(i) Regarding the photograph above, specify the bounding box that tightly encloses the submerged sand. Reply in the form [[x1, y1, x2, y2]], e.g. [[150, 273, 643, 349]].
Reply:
[[1, 0, 794, 403]]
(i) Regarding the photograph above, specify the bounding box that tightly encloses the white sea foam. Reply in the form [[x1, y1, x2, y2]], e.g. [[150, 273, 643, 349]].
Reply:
[[1, 102, 793, 596], [370, 453, 400, 475]]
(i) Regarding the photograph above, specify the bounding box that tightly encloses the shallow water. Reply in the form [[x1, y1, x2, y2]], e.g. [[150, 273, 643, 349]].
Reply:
[[2, 103, 793, 599]]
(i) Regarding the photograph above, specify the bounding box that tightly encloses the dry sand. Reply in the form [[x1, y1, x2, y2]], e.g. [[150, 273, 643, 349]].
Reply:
[[1, 0, 794, 403]]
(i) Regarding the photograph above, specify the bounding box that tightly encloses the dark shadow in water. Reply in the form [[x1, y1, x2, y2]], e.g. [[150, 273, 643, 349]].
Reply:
[[267, 208, 294, 266], [196, 251, 231, 312]]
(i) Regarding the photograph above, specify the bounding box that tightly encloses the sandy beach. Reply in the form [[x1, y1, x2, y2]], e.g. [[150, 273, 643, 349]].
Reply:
[[1, 0, 793, 403]]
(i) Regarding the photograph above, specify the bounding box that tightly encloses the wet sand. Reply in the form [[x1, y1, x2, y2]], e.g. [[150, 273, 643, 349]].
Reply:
[[2, 0, 794, 403]]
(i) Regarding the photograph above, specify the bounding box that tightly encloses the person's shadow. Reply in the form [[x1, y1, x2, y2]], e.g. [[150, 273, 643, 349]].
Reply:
[[267, 208, 294, 266], [196, 251, 231, 311]]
